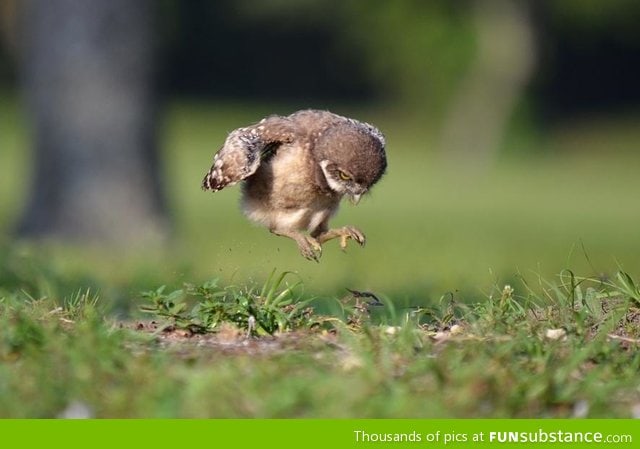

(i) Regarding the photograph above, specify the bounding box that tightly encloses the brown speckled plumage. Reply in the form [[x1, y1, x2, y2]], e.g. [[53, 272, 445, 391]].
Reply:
[[202, 109, 386, 261]]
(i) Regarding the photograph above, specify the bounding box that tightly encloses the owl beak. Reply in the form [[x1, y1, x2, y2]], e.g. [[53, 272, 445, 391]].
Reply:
[[349, 193, 363, 205]]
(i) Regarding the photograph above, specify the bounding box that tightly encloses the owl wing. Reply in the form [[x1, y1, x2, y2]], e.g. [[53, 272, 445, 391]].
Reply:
[[202, 116, 297, 192]]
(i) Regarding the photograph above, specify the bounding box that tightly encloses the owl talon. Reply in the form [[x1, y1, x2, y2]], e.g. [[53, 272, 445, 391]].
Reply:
[[298, 236, 322, 262], [271, 229, 322, 261], [317, 226, 365, 251], [340, 227, 366, 250], [346, 226, 366, 247]]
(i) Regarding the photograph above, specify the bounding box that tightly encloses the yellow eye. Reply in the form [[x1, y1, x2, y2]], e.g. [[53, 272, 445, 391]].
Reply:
[[338, 171, 351, 181]]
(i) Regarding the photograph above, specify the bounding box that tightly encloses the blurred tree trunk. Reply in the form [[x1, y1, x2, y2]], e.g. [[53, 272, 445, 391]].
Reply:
[[440, 0, 537, 170], [16, 0, 169, 245]]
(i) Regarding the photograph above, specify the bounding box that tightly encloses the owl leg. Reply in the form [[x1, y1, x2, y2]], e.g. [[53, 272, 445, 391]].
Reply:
[[270, 229, 322, 262], [312, 226, 366, 251]]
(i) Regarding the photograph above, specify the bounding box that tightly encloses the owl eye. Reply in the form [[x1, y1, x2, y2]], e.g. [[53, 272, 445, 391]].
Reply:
[[338, 170, 352, 181]]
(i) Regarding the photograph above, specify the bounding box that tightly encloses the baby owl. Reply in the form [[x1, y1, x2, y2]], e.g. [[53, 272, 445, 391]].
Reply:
[[202, 109, 387, 261]]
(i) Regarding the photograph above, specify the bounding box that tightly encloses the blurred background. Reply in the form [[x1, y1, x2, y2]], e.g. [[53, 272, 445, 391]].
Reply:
[[1, 0, 639, 307]]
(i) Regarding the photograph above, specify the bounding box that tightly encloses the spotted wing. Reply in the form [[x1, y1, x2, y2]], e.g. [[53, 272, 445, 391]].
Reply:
[[202, 116, 297, 192]]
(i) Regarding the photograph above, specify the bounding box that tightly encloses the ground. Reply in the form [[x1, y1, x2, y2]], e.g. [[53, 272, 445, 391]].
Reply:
[[1, 267, 638, 418]]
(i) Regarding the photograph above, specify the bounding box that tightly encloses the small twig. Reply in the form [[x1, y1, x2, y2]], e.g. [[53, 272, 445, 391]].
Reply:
[[607, 334, 640, 344], [345, 288, 383, 306], [46, 307, 64, 315]]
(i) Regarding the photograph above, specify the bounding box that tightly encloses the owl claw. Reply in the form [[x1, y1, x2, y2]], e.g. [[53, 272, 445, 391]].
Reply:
[[339, 226, 366, 251], [314, 226, 366, 252], [271, 229, 322, 261], [299, 236, 323, 262]]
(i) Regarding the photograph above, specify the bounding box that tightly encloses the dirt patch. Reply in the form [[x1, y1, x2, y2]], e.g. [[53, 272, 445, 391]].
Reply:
[[123, 320, 341, 357]]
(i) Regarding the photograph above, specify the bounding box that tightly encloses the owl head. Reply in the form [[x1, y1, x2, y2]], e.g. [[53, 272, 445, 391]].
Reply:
[[317, 124, 387, 204]]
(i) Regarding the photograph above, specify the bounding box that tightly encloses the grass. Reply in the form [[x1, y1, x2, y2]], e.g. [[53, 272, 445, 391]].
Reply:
[[0, 263, 639, 418], [139, 270, 316, 336], [1, 96, 640, 417]]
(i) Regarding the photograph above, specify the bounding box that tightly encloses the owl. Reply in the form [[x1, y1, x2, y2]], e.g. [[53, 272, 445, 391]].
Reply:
[[202, 109, 387, 261]]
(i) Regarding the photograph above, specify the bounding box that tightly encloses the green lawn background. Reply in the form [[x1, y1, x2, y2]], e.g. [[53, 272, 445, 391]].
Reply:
[[1, 96, 639, 303]]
